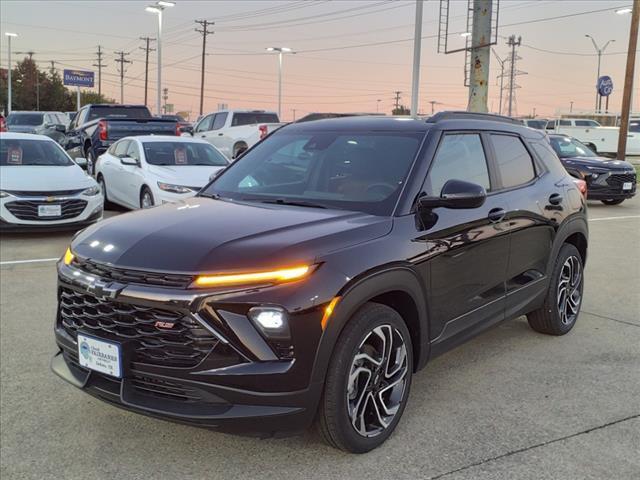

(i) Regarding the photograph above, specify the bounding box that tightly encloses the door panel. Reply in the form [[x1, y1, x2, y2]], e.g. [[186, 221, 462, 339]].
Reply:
[[412, 132, 509, 349]]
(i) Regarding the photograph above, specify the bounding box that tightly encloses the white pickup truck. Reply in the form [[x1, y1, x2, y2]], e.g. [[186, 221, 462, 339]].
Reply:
[[546, 118, 640, 156], [190, 110, 284, 159]]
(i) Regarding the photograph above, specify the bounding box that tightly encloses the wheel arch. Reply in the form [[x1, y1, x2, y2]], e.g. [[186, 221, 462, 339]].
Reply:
[[550, 215, 588, 270], [311, 265, 430, 388]]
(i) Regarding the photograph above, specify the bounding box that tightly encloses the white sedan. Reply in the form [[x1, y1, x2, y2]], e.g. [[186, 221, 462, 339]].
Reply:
[[95, 136, 229, 209], [0, 132, 103, 230]]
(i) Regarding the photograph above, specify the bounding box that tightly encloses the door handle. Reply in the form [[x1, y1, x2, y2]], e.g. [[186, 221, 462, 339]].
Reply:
[[217, 133, 224, 136], [549, 193, 563, 205], [488, 208, 506, 223]]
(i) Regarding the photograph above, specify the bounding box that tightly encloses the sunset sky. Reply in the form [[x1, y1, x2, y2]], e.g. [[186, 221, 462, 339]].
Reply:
[[1, 0, 638, 121]]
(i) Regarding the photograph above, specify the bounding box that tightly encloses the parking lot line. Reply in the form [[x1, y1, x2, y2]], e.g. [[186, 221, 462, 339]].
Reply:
[[589, 215, 640, 222], [0, 257, 59, 266]]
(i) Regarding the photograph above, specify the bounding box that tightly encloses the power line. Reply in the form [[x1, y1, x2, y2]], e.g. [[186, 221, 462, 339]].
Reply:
[[139, 37, 156, 107], [195, 19, 215, 116], [114, 50, 132, 104]]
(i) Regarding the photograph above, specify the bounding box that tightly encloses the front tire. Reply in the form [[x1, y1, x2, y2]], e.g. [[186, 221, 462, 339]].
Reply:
[[317, 302, 413, 453], [96, 175, 114, 210], [601, 199, 625, 206], [527, 244, 584, 335], [140, 187, 155, 209]]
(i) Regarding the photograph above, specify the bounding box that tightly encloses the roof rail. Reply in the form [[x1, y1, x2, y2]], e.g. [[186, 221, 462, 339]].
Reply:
[[427, 111, 521, 125]]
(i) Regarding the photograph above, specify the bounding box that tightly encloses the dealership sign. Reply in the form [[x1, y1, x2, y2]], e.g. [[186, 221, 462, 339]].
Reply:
[[63, 69, 95, 88], [597, 75, 613, 97]]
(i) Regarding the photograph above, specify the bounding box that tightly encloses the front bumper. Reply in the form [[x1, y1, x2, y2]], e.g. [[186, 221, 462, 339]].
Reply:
[[52, 261, 328, 435], [0, 192, 103, 229], [585, 171, 637, 200]]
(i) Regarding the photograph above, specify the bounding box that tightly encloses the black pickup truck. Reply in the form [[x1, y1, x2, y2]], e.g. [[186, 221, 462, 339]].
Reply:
[[63, 104, 179, 174]]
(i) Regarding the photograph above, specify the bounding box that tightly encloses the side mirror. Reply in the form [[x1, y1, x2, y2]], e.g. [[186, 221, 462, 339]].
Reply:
[[120, 156, 139, 166], [418, 179, 486, 210], [55, 124, 67, 132], [74, 157, 88, 169]]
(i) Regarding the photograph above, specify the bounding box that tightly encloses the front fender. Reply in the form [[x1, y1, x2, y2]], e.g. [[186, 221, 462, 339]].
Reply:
[[310, 265, 430, 388]]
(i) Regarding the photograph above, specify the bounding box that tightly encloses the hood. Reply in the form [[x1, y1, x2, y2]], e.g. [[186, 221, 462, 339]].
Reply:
[[72, 198, 392, 273], [7, 125, 38, 134], [561, 156, 635, 172], [0, 165, 95, 191], [146, 164, 226, 188]]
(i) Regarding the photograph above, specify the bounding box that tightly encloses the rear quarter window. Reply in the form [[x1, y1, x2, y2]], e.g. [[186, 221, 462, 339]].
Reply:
[[490, 134, 536, 189]]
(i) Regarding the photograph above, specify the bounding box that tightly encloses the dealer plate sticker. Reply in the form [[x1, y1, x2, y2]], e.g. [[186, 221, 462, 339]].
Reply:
[[77, 334, 122, 378], [38, 204, 61, 217], [622, 182, 632, 191]]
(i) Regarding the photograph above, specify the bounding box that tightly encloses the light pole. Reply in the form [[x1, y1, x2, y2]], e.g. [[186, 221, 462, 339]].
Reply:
[[266, 47, 293, 119], [376, 99, 381, 113], [146, 1, 175, 116], [5, 32, 17, 114], [585, 34, 615, 112]]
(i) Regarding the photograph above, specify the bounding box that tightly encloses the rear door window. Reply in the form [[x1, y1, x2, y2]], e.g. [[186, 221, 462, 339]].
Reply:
[[490, 134, 536, 189], [425, 133, 491, 195]]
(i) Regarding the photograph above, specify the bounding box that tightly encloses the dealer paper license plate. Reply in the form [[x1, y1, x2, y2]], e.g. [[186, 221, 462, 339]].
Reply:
[[77, 333, 122, 378], [38, 204, 62, 217]]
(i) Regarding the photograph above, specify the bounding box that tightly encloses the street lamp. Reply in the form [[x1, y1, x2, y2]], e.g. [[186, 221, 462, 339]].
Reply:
[[585, 34, 615, 112], [146, 1, 175, 115], [266, 47, 293, 119], [5, 32, 17, 115]]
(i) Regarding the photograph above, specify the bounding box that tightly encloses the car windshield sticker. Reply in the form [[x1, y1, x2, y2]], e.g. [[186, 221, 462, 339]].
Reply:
[[174, 147, 187, 165], [7, 146, 23, 165]]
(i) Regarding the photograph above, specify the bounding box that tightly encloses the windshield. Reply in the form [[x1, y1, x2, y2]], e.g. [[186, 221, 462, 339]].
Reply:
[[0, 138, 74, 166], [201, 130, 424, 216], [549, 136, 597, 158], [143, 142, 229, 166], [231, 113, 279, 126], [7, 113, 44, 126], [88, 106, 152, 121]]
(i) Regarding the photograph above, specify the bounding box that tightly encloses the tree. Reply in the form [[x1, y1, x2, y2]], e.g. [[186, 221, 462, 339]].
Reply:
[[392, 105, 411, 115], [1, 58, 115, 114]]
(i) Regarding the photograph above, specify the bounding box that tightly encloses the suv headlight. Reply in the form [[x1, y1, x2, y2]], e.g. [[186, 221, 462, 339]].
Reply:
[[0, 190, 14, 199], [82, 185, 101, 196], [157, 182, 193, 194]]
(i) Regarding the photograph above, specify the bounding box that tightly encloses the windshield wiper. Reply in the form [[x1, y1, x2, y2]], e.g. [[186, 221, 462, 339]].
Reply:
[[257, 198, 328, 209]]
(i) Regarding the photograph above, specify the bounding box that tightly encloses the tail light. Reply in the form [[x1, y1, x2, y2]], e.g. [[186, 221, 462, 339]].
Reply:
[[573, 178, 587, 199], [175, 122, 181, 136], [259, 125, 268, 140], [98, 120, 108, 141]]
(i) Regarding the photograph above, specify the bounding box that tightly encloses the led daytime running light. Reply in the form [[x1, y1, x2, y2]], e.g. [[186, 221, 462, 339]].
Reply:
[[195, 265, 311, 287]]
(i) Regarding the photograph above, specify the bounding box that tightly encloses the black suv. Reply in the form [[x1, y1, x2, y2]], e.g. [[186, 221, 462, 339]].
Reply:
[[52, 113, 588, 453], [548, 133, 637, 205]]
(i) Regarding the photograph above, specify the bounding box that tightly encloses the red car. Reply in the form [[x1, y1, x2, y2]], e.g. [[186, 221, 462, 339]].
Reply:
[[0, 114, 7, 132]]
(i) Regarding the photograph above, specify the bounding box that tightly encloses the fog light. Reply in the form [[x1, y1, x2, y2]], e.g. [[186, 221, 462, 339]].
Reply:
[[249, 307, 287, 330]]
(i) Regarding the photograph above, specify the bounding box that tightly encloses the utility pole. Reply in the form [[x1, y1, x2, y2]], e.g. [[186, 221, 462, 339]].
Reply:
[[162, 88, 168, 114], [49, 60, 55, 75], [429, 100, 438, 114], [195, 20, 214, 116], [467, 0, 493, 113], [93, 45, 107, 97], [114, 51, 132, 104], [506, 35, 523, 117], [570, 101, 574, 113], [139, 37, 156, 107], [617, 0, 639, 159], [410, 0, 423, 117], [292, 109, 296, 121], [393, 91, 402, 110], [492, 49, 505, 115]]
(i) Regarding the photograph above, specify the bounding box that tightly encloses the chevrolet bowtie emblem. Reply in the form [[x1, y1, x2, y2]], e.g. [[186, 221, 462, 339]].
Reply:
[[86, 281, 123, 299], [46, 196, 56, 202]]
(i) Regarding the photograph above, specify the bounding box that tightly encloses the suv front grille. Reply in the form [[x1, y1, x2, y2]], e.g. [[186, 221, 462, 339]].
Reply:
[[71, 258, 194, 288], [5, 199, 87, 221], [59, 287, 217, 368], [606, 173, 636, 187]]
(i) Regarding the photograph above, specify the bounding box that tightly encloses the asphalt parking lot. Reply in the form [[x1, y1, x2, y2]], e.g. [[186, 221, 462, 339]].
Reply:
[[1, 199, 639, 480]]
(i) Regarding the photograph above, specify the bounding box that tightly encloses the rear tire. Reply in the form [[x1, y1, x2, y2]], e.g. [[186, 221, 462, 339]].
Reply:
[[232, 142, 248, 160], [85, 147, 96, 176], [140, 187, 155, 209], [601, 199, 624, 206], [317, 302, 413, 453], [527, 244, 584, 335], [585, 143, 597, 153]]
